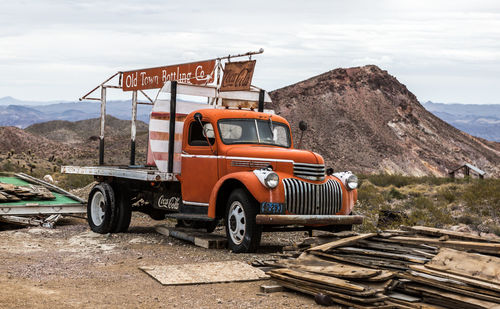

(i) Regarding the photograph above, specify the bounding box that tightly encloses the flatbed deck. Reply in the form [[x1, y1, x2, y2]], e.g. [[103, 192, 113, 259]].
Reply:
[[61, 166, 176, 182]]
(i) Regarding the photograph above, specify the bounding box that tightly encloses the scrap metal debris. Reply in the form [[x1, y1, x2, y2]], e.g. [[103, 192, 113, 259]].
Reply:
[[262, 226, 500, 308], [0, 182, 55, 201]]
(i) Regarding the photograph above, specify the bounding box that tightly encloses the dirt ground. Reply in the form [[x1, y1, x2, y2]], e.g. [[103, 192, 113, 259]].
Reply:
[[0, 214, 326, 308]]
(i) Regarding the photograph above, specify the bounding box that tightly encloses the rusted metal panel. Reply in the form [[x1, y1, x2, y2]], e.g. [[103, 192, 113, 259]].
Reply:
[[220, 60, 256, 91], [122, 60, 216, 91], [255, 214, 363, 225]]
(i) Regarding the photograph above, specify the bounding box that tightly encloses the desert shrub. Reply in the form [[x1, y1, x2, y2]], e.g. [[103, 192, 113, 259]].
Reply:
[[355, 183, 386, 232], [439, 186, 457, 203], [57, 174, 94, 190], [387, 187, 405, 200], [403, 196, 454, 227], [461, 179, 500, 218], [363, 174, 455, 188]]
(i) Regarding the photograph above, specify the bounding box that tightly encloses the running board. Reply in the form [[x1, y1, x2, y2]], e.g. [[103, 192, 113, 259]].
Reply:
[[165, 213, 215, 222]]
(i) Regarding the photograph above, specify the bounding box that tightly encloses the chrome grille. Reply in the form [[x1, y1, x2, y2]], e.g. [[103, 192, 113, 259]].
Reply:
[[231, 160, 271, 169], [283, 178, 342, 215], [293, 163, 325, 181]]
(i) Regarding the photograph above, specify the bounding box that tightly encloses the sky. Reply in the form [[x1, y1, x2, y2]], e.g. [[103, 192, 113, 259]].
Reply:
[[0, 0, 499, 104]]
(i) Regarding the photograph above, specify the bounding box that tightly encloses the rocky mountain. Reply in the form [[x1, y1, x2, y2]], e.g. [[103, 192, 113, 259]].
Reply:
[[269, 65, 500, 177], [0, 116, 149, 178], [422, 101, 500, 142]]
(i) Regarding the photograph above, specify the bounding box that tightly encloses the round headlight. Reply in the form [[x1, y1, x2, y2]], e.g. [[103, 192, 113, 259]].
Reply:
[[264, 172, 279, 189], [346, 174, 358, 190]]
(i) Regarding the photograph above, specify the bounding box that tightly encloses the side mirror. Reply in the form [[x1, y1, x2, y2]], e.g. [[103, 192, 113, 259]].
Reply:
[[299, 121, 308, 132], [194, 112, 203, 122]]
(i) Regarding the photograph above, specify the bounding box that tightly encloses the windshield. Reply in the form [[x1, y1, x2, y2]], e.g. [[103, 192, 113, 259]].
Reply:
[[218, 119, 291, 147]]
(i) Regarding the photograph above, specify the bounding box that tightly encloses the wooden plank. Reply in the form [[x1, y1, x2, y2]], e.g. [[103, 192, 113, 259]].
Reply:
[[410, 265, 500, 294], [280, 253, 382, 279], [310, 251, 409, 271], [273, 278, 375, 309], [356, 240, 437, 257], [403, 284, 500, 309], [387, 236, 500, 255], [140, 261, 268, 285], [335, 246, 430, 263], [408, 226, 500, 243], [307, 233, 376, 252], [260, 284, 284, 293], [270, 273, 387, 304], [155, 225, 227, 249], [400, 272, 500, 303], [270, 268, 366, 292], [426, 248, 500, 285], [365, 270, 395, 282]]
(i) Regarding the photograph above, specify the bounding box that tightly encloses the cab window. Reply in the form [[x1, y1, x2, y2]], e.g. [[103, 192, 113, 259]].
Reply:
[[188, 121, 215, 146]]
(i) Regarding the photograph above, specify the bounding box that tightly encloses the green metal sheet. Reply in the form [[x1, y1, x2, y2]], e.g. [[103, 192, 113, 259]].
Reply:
[[0, 176, 81, 206]]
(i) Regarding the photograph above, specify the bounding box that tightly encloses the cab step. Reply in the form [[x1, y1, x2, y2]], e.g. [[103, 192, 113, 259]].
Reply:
[[165, 213, 215, 222]]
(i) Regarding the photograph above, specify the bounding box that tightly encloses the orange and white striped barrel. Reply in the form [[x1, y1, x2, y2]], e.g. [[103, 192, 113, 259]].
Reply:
[[147, 99, 208, 173]]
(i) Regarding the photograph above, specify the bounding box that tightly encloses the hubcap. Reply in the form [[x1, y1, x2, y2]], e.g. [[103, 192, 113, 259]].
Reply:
[[91, 191, 106, 226], [228, 201, 246, 245]]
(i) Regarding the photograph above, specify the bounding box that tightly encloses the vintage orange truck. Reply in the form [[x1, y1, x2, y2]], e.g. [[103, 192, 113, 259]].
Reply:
[[63, 56, 362, 253]]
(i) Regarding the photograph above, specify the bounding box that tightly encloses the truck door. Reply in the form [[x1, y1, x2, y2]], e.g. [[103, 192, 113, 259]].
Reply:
[[180, 120, 218, 208]]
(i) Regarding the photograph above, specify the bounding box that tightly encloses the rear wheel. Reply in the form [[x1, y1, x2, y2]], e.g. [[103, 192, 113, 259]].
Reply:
[[225, 189, 261, 253], [112, 188, 132, 233], [87, 183, 116, 234]]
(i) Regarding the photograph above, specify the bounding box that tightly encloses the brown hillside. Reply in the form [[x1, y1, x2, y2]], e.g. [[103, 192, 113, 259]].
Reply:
[[269, 65, 500, 177], [25, 116, 149, 166]]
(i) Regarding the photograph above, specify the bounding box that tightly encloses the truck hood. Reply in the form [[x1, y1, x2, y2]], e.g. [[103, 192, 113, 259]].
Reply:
[[224, 146, 324, 165]]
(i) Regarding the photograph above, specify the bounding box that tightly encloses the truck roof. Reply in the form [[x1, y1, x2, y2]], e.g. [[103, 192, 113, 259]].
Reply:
[[189, 108, 289, 124]]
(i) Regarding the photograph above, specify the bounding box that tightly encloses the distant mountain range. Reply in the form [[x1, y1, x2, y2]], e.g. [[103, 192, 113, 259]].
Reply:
[[1, 95, 500, 143], [422, 101, 500, 142], [0, 96, 152, 128]]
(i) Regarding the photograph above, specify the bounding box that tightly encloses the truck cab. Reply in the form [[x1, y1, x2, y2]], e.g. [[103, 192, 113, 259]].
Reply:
[[176, 108, 360, 252]]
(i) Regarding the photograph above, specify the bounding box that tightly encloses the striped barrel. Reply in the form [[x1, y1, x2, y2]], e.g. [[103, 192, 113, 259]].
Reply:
[[147, 99, 208, 173]]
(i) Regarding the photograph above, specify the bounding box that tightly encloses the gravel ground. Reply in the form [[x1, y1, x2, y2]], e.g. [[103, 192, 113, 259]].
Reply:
[[0, 213, 327, 308]]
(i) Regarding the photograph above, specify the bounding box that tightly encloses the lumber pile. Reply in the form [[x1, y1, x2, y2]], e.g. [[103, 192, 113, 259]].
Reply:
[[266, 226, 500, 308], [0, 182, 55, 202]]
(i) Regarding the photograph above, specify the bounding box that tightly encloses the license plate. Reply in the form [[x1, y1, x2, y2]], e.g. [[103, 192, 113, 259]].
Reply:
[[260, 202, 284, 214]]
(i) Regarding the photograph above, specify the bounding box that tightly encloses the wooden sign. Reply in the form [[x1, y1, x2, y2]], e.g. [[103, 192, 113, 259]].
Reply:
[[220, 60, 256, 91], [122, 60, 216, 91]]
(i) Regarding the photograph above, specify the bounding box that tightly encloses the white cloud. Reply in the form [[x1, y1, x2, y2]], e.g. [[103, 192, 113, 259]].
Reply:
[[0, 0, 499, 104]]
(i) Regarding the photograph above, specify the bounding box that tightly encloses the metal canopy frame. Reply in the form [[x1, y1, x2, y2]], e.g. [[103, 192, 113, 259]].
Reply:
[[79, 49, 264, 167]]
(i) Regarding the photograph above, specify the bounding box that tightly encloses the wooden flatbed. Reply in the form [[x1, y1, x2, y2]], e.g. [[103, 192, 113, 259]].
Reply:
[[61, 166, 176, 182]]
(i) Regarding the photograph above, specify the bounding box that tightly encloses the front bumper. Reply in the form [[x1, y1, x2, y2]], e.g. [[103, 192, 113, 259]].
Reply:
[[255, 214, 363, 225]]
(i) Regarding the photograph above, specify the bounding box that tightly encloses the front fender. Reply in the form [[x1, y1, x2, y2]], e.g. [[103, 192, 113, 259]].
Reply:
[[328, 175, 357, 214], [208, 171, 285, 218]]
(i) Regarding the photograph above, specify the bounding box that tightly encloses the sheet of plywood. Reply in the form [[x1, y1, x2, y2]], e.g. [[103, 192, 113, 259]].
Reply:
[[140, 261, 268, 285], [426, 248, 500, 285]]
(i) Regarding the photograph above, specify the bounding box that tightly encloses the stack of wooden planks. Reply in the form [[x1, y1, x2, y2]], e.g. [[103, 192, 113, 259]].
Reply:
[[266, 226, 500, 308], [0, 182, 55, 202]]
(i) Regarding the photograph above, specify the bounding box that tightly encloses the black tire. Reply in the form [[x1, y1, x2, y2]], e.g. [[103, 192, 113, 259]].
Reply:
[[87, 183, 116, 234], [204, 220, 218, 233], [112, 189, 132, 233], [225, 189, 262, 253]]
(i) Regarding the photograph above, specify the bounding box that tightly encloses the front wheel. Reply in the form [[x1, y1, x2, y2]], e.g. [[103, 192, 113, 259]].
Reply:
[[225, 189, 261, 253], [87, 183, 116, 234]]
